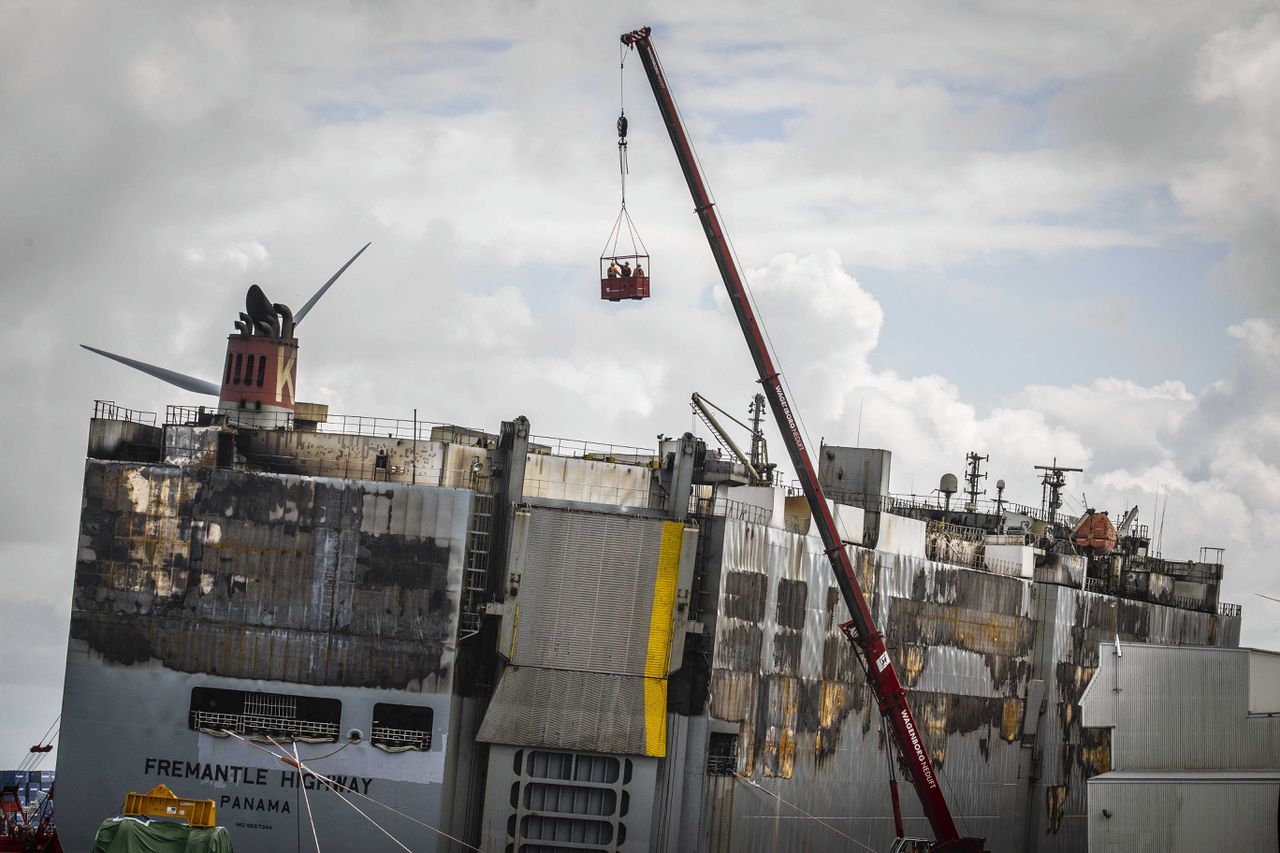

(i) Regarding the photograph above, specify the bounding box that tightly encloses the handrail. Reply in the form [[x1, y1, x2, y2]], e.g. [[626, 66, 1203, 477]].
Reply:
[[1083, 575, 1240, 618], [93, 400, 157, 426], [156, 404, 658, 461]]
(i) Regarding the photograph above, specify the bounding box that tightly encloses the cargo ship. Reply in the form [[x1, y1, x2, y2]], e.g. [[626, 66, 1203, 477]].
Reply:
[[54, 26, 1248, 853], [56, 336, 1240, 852]]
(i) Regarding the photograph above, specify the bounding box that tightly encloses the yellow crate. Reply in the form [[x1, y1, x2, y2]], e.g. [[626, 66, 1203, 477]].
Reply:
[[122, 784, 216, 828]]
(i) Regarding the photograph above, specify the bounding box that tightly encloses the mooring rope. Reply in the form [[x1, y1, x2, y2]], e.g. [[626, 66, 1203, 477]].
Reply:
[[222, 729, 484, 852], [732, 771, 879, 852]]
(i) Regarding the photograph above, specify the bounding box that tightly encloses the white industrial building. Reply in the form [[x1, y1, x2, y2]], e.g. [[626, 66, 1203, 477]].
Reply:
[[1081, 641, 1280, 851]]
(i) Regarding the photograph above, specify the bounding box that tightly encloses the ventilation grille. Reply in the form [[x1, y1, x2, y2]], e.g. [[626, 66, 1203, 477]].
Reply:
[[502, 749, 631, 853]]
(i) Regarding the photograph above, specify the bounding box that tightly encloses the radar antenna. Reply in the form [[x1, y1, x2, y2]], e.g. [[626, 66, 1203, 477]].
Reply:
[[1034, 458, 1083, 525]]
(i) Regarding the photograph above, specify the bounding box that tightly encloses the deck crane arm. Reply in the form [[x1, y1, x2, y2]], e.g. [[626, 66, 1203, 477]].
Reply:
[[619, 27, 984, 852], [690, 392, 763, 483]]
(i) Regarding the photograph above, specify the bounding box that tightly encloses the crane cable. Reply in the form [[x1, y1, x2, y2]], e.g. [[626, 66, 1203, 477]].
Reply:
[[15, 715, 59, 773], [601, 44, 648, 269], [618, 42, 630, 207]]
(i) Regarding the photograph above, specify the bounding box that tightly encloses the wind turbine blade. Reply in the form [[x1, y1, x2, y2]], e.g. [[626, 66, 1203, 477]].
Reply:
[[294, 242, 371, 327], [80, 345, 221, 396]]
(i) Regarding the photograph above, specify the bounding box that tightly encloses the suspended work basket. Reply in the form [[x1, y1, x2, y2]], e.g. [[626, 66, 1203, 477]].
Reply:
[[599, 206, 650, 302]]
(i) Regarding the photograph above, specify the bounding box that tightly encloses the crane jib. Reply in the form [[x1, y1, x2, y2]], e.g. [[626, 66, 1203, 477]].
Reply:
[[620, 25, 986, 852]]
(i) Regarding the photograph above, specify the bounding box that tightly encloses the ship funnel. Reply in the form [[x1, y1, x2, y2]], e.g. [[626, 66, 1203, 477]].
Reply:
[[219, 285, 299, 428]]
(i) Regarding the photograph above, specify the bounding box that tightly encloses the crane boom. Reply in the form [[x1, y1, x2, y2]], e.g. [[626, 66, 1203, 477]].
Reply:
[[691, 392, 762, 483], [620, 27, 984, 851]]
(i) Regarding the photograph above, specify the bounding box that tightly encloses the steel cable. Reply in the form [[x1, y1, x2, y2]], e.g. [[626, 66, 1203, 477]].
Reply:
[[224, 730, 485, 851], [732, 772, 879, 852]]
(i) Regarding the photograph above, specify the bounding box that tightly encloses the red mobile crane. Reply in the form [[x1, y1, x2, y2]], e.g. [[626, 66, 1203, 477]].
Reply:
[[619, 27, 986, 852]]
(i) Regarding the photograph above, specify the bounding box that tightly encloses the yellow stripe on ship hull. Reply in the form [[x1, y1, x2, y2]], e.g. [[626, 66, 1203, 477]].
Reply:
[[643, 521, 684, 757]]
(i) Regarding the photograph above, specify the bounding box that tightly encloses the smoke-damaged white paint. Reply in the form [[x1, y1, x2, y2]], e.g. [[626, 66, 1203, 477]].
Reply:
[[57, 655, 453, 853]]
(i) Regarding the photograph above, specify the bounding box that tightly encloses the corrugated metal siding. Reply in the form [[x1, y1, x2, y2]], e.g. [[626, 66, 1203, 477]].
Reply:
[[72, 460, 470, 690], [481, 507, 678, 755], [1026, 584, 1235, 852], [512, 508, 664, 674], [477, 668, 650, 754], [700, 520, 1034, 851], [1087, 775, 1280, 852], [1080, 644, 1280, 771], [685, 518, 1240, 853]]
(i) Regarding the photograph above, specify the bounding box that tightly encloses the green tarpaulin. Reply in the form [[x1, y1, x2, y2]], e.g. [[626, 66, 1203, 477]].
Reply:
[[91, 818, 234, 853]]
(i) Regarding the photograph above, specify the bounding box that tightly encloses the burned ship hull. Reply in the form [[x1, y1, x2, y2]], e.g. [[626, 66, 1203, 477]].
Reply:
[[56, 408, 1242, 852], [58, 415, 487, 852]]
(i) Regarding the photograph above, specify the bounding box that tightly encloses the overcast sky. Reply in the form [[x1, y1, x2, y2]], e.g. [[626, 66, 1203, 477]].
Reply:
[[3, 1, 1278, 767]]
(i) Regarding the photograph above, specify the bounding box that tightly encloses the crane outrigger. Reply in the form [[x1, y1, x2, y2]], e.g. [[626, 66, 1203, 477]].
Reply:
[[619, 26, 986, 852]]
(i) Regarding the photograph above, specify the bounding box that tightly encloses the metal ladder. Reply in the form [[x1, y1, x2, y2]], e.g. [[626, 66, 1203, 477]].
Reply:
[[457, 493, 493, 640]]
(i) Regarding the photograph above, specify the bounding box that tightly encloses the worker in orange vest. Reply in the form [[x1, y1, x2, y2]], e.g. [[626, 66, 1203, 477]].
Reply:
[[607, 260, 620, 278]]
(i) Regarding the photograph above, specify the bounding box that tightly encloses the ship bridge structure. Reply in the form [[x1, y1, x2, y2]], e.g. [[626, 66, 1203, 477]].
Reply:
[[58, 398, 1244, 853]]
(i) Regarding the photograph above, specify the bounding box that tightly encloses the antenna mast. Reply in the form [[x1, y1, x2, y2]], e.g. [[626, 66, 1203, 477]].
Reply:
[[963, 452, 988, 513], [748, 393, 769, 477], [1034, 458, 1083, 525]]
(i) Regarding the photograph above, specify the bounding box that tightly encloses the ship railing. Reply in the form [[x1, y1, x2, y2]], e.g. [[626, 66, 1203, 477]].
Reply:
[[1140, 555, 1227, 579], [823, 487, 1083, 529], [523, 476, 661, 510], [689, 495, 772, 527], [189, 711, 340, 743], [529, 433, 657, 464], [165, 405, 468, 440], [982, 556, 1025, 576], [1172, 593, 1206, 611], [161, 404, 661, 463], [706, 754, 737, 776], [986, 532, 1033, 546], [926, 519, 987, 543], [94, 400, 157, 426], [925, 545, 1023, 578], [827, 488, 994, 518], [224, 452, 495, 490], [1080, 578, 1241, 618], [370, 725, 432, 751], [823, 489, 1173, 544]]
